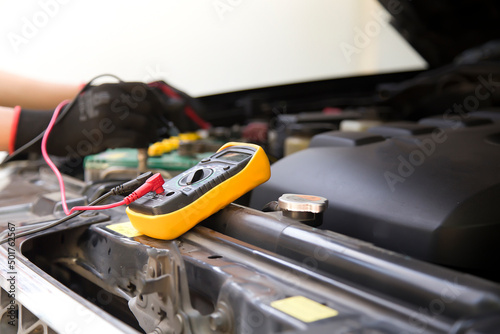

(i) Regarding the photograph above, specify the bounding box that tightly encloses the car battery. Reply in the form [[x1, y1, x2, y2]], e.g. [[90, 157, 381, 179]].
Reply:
[[84, 148, 216, 181]]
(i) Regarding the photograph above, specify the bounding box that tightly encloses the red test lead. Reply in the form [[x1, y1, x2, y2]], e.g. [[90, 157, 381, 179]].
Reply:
[[68, 173, 165, 215], [123, 173, 165, 204]]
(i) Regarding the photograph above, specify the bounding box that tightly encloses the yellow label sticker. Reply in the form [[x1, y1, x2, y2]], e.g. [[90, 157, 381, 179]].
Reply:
[[271, 296, 338, 323], [107, 222, 143, 238]]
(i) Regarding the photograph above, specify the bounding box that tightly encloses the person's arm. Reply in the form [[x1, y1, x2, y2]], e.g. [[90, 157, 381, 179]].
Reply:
[[0, 74, 196, 159], [0, 71, 80, 153], [2, 81, 178, 159], [0, 71, 80, 109]]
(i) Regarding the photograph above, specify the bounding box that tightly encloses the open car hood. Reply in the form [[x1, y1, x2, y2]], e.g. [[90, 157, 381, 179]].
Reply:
[[378, 0, 500, 67]]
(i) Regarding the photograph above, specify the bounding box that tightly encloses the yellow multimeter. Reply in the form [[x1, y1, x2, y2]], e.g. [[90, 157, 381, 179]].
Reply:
[[126, 142, 271, 240]]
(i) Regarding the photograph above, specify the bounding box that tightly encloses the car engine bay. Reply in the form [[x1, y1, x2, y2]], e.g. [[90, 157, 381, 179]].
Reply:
[[1, 60, 500, 334], [1, 2, 500, 333]]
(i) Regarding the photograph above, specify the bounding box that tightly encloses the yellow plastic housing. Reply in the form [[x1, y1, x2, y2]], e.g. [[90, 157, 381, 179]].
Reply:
[[126, 142, 271, 240]]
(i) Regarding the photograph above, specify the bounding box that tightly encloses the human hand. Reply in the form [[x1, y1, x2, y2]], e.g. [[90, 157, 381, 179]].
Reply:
[[13, 81, 172, 156]]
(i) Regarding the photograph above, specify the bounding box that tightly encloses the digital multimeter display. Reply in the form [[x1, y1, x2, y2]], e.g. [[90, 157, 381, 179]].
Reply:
[[217, 151, 250, 162], [126, 142, 271, 240]]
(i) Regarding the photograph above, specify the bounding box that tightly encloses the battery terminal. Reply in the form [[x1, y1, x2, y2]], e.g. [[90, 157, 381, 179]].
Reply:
[[148, 132, 201, 157]]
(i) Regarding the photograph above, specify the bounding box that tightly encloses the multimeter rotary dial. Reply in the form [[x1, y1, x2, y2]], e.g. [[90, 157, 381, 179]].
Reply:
[[179, 168, 213, 186]]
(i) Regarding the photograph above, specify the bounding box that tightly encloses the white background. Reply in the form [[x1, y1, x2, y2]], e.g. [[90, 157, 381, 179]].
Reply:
[[0, 0, 426, 97]]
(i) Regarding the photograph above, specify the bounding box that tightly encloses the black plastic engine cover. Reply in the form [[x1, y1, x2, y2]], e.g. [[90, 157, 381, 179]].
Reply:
[[250, 116, 500, 271]]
